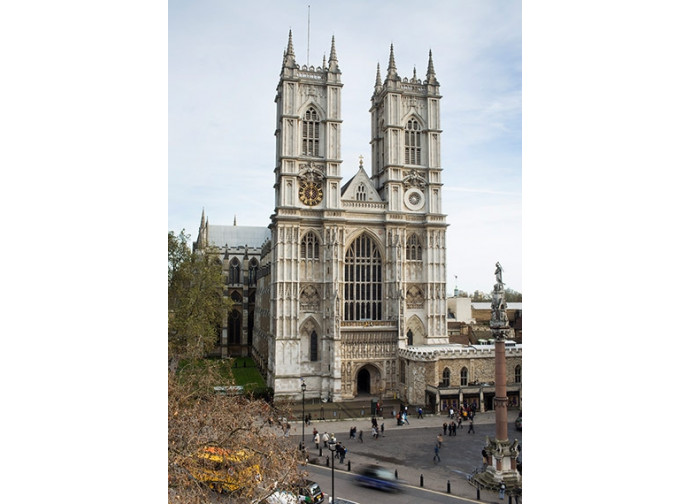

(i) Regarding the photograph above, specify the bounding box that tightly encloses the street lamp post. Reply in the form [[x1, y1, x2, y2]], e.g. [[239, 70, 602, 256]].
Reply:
[[328, 439, 336, 503], [301, 381, 307, 451]]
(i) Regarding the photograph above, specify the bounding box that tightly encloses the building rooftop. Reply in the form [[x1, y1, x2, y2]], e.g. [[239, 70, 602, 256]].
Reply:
[[472, 302, 522, 310], [206, 225, 271, 249]]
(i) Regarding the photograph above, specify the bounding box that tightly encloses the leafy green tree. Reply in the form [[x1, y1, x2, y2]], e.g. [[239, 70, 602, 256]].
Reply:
[[168, 231, 304, 503], [168, 230, 229, 371], [471, 290, 491, 302], [505, 288, 522, 302]]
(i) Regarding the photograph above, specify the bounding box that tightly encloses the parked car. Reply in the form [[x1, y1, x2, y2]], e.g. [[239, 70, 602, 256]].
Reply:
[[353, 464, 401, 492], [299, 480, 325, 504]]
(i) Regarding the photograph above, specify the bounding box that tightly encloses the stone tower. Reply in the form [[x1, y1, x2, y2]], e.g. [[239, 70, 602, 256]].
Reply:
[[369, 45, 448, 344], [269, 31, 344, 398]]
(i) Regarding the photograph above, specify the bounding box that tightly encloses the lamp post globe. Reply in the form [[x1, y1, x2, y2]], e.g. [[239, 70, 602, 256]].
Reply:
[[328, 439, 336, 503]]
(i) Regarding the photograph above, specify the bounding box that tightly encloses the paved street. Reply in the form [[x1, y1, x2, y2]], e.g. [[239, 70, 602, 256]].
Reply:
[[288, 409, 522, 503]]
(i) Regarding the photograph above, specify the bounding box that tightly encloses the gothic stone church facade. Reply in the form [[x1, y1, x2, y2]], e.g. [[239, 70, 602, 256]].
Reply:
[[194, 32, 521, 407]]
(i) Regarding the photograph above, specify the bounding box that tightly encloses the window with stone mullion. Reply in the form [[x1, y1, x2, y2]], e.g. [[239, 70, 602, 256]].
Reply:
[[405, 119, 421, 165], [302, 108, 320, 157], [344, 234, 382, 321]]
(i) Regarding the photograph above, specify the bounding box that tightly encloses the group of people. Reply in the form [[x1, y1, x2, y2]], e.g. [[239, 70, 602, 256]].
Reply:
[[311, 428, 348, 463], [370, 416, 384, 438], [434, 411, 478, 463], [442, 420, 461, 436], [392, 406, 411, 426], [446, 404, 476, 422]]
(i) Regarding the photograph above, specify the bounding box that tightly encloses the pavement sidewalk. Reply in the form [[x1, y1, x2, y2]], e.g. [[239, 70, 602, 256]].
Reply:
[[288, 409, 522, 503]]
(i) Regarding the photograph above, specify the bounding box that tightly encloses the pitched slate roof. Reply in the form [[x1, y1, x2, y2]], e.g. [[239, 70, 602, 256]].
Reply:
[[206, 225, 271, 249]]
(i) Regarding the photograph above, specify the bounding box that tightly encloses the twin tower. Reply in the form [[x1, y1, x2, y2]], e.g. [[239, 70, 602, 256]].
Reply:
[[254, 31, 450, 401]]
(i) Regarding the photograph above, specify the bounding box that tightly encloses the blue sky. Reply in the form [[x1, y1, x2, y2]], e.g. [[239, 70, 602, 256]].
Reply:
[[168, 0, 522, 294]]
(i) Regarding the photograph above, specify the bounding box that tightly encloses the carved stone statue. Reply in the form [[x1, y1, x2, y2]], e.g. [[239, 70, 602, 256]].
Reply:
[[495, 262, 503, 285]]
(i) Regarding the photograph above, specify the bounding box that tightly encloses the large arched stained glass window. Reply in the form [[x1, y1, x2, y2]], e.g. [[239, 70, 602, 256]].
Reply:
[[344, 234, 382, 321]]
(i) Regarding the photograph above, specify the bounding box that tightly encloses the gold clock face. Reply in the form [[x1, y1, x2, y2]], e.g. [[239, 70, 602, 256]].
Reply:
[[299, 181, 323, 206]]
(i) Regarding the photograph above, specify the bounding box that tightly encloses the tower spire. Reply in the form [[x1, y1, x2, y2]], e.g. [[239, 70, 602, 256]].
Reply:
[[375, 62, 382, 91], [426, 49, 438, 84], [386, 43, 398, 80], [328, 35, 339, 72], [283, 30, 297, 68]]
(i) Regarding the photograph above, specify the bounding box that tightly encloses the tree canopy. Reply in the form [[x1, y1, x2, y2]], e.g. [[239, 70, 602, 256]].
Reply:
[[168, 230, 228, 369], [168, 230, 304, 503]]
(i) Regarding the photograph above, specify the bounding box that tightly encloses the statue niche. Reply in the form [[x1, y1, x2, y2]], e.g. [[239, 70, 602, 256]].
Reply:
[[406, 285, 424, 309], [300, 285, 320, 312]]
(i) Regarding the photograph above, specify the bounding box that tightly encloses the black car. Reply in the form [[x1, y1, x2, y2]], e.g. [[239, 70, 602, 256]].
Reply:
[[299, 480, 325, 504], [353, 465, 401, 492]]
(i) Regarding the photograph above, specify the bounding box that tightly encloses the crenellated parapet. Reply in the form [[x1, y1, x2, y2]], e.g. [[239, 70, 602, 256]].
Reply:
[[399, 344, 522, 362]]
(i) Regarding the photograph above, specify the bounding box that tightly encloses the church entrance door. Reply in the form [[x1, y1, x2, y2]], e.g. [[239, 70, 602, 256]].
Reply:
[[356, 369, 371, 395]]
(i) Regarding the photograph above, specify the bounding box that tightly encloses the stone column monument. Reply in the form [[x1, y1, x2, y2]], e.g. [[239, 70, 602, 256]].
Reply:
[[470, 262, 521, 499]]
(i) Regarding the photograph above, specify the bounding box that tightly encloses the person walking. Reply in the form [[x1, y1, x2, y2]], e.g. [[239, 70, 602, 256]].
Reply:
[[433, 443, 441, 463], [443, 422, 448, 436], [336, 442, 346, 464], [380, 422, 385, 437], [437, 433, 443, 449], [322, 432, 330, 447], [468, 419, 475, 434], [313, 432, 320, 451], [417, 406, 424, 419], [358, 429, 364, 443]]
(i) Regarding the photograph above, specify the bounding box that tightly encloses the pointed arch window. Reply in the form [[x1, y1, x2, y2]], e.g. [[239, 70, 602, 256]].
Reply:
[[300, 231, 320, 260], [302, 107, 320, 157], [400, 360, 406, 384], [356, 183, 367, 201], [442, 367, 451, 387], [406, 234, 422, 261], [310, 331, 318, 361], [405, 119, 422, 165], [230, 291, 242, 305], [227, 310, 241, 345], [248, 259, 258, 286], [461, 367, 469, 386], [229, 258, 241, 285], [344, 234, 382, 321]]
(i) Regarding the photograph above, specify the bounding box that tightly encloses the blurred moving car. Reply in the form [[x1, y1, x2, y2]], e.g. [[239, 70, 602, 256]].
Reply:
[[353, 464, 401, 492]]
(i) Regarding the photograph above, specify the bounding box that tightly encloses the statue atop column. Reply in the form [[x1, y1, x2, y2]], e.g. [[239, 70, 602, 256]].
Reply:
[[494, 261, 503, 286], [490, 261, 510, 337]]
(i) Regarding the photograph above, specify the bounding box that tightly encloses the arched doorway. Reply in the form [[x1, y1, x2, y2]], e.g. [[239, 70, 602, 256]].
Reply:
[[357, 369, 371, 394]]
